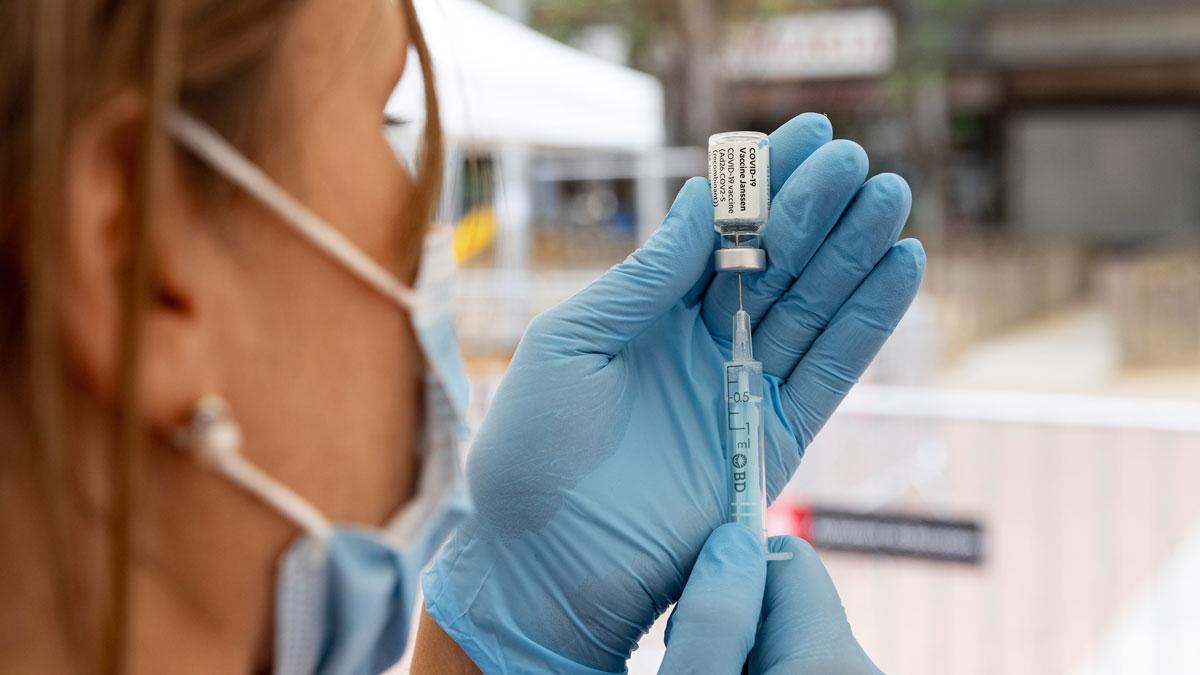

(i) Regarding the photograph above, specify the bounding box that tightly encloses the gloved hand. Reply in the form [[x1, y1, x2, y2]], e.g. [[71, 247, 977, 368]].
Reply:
[[747, 537, 881, 674], [661, 533, 880, 675], [423, 113, 925, 673]]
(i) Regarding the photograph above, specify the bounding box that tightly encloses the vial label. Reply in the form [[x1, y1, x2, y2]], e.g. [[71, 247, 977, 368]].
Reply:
[[710, 141, 768, 222]]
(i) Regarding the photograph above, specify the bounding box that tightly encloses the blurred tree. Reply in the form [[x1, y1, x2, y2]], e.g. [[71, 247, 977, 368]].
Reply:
[[525, 0, 975, 195], [887, 0, 978, 243], [525, 0, 717, 144], [527, 0, 842, 144]]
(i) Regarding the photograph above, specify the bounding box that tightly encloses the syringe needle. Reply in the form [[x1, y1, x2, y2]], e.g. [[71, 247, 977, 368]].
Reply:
[[737, 272, 743, 311]]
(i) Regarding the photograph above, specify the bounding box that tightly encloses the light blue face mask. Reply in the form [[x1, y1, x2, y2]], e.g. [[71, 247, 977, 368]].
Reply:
[[168, 112, 473, 675]]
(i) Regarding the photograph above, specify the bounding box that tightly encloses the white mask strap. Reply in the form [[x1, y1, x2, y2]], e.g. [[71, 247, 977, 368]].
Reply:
[[168, 111, 418, 312], [176, 396, 333, 542]]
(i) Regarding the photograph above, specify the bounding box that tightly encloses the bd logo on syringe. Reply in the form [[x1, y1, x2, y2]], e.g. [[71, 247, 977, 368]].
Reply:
[[731, 453, 748, 493]]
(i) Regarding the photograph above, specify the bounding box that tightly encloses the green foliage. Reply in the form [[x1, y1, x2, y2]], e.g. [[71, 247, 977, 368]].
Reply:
[[886, 0, 979, 103], [523, 0, 980, 104]]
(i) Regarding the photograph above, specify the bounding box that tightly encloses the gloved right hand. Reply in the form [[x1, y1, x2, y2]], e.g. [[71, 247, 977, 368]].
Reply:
[[423, 112, 923, 673]]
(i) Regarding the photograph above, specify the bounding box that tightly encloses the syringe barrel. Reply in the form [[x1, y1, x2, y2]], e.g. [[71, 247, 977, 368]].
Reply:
[[725, 358, 768, 545], [708, 131, 770, 272]]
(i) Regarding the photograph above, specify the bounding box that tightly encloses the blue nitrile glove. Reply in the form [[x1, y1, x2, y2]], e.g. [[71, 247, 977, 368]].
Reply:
[[662, 530, 878, 672], [748, 537, 881, 674], [659, 524, 766, 674], [423, 113, 925, 673], [661, 531, 874, 675]]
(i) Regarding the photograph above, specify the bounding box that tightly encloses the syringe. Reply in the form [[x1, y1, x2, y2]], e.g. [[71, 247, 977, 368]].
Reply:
[[724, 308, 791, 562], [709, 131, 791, 561]]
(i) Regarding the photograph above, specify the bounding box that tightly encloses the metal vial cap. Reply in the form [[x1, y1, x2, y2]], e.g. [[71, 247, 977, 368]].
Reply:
[[714, 248, 766, 272]]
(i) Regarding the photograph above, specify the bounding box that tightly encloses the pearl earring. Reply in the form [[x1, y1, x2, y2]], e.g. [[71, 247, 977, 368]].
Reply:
[[174, 395, 243, 467]]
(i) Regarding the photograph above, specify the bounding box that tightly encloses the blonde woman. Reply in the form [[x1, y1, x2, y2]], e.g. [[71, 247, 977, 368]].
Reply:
[[1, 1, 920, 672]]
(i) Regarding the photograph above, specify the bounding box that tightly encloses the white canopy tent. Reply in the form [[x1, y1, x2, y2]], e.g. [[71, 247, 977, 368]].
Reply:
[[386, 0, 665, 149], [386, 0, 670, 353]]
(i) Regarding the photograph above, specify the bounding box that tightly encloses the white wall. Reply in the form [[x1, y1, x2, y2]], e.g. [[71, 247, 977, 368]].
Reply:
[[1007, 108, 1200, 243]]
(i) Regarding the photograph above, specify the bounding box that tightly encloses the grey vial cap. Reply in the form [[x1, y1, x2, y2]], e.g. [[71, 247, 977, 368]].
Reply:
[[714, 248, 766, 272]]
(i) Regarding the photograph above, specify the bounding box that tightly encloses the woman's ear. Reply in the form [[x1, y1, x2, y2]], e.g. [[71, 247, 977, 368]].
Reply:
[[59, 90, 217, 431]]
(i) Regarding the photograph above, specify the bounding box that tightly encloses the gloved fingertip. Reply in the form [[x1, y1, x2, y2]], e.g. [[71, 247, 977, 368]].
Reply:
[[818, 139, 870, 181], [763, 536, 846, 618], [795, 111, 834, 135], [767, 534, 820, 564], [686, 524, 766, 601], [893, 238, 927, 279], [772, 112, 833, 147], [768, 113, 835, 194], [682, 174, 711, 192], [666, 176, 713, 222], [705, 522, 764, 561], [652, 176, 718, 257], [862, 172, 913, 214]]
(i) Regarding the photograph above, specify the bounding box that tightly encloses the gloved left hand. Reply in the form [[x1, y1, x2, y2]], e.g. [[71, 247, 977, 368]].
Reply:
[[423, 113, 924, 673], [660, 527, 880, 675], [747, 536, 881, 674], [662, 532, 882, 675]]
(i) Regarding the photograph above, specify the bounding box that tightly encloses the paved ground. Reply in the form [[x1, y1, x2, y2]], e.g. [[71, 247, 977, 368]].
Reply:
[[938, 304, 1200, 399]]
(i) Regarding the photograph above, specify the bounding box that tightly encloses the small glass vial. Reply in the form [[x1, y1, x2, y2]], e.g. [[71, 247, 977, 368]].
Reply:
[[708, 131, 770, 272]]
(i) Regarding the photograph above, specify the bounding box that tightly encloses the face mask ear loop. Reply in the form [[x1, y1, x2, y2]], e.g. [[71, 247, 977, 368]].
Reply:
[[175, 396, 333, 543], [171, 112, 472, 438], [167, 111, 418, 312]]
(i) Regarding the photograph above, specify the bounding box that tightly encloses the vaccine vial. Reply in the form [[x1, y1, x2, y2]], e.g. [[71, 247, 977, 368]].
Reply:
[[708, 131, 770, 272]]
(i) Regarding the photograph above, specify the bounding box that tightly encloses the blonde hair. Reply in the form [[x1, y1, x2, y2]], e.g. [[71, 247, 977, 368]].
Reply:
[[0, 1, 442, 672]]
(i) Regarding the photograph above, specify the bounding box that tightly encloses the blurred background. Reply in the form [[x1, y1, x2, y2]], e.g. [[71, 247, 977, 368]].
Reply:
[[390, 0, 1200, 672]]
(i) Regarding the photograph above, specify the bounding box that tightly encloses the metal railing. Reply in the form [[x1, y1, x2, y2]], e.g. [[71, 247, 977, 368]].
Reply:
[[445, 375, 1200, 674], [769, 385, 1200, 675]]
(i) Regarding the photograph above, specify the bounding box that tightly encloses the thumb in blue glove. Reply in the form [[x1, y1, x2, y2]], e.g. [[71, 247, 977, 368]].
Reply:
[[659, 524, 766, 674], [660, 530, 880, 675], [749, 537, 881, 674]]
